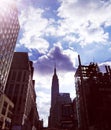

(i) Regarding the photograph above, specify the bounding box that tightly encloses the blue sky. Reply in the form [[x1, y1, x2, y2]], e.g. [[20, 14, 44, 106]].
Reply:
[[16, 0, 111, 126]]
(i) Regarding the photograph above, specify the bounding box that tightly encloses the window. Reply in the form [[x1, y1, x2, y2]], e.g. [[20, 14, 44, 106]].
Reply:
[[2, 107, 6, 115], [11, 71, 16, 81], [17, 71, 22, 81], [4, 101, 8, 108], [23, 71, 26, 81], [9, 105, 13, 112], [0, 121, 3, 129], [7, 111, 13, 118]]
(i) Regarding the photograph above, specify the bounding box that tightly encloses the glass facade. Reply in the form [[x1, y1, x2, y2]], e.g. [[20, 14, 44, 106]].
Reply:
[[0, 1, 20, 93]]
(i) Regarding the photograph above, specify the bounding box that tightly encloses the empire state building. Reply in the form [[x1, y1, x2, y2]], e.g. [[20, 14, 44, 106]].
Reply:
[[48, 66, 60, 128], [48, 65, 72, 128], [51, 66, 59, 108]]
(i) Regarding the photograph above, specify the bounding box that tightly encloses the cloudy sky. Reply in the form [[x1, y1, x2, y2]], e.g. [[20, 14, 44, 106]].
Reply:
[[16, 0, 111, 126]]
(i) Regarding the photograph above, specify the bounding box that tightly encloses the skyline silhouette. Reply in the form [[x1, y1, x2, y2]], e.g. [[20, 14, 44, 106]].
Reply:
[[15, 0, 111, 125], [1, 0, 111, 129]]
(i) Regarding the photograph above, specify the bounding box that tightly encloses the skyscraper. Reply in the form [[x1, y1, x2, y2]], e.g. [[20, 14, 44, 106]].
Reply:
[[51, 66, 59, 108], [0, 1, 20, 93], [49, 66, 59, 128], [5, 52, 40, 130], [49, 66, 72, 129]]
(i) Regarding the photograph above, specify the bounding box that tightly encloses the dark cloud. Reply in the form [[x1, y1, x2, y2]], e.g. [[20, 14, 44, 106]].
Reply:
[[34, 45, 76, 75], [34, 56, 53, 75]]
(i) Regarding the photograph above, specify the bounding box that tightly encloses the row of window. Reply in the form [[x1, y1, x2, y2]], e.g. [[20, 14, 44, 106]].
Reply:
[[0, 27, 19, 35], [10, 70, 27, 82], [2, 101, 13, 119], [0, 1, 19, 93], [1, 31, 19, 39], [0, 5, 18, 19]]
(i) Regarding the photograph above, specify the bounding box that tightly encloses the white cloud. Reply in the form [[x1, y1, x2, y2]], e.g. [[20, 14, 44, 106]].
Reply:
[[17, 0, 111, 49], [56, 0, 111, 45], [63, 35, 77, 43], [77, 26, 109, 46], [18, 6, 50, 53], [63, 48, 78, 66], [59, 71, 76, 99], [33, 73, 51, 126], [99, 61, 111, 67]]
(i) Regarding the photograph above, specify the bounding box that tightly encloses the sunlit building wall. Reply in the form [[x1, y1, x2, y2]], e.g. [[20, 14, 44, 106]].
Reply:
[[0, 1, 20, 93]]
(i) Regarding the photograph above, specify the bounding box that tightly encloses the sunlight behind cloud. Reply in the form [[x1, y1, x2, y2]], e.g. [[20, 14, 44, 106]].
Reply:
[[0, 0, 15, 5], [0, 0, 15, 12]]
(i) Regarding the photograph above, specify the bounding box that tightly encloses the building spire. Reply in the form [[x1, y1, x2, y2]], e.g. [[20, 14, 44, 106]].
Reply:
[[54, 62, 56, 75], [51, 62, 59, 108]]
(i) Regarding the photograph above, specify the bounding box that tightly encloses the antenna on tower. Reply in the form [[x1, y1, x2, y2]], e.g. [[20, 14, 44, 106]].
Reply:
[[78, 55, 81, 66], [54, 60, 56, 74]]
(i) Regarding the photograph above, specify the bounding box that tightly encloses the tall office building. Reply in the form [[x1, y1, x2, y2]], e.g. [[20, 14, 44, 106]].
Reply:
[[49, 67, 72, 129], [5, 52, 40, 130], [0, 1, 20, 93], [48, 66, 59, 128], [51, 66, 59, 108]]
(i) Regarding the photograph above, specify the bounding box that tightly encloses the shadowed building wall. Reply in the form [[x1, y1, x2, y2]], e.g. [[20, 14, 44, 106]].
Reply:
[[75, 55, 111, 130], [5, 52, 39, 130]]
